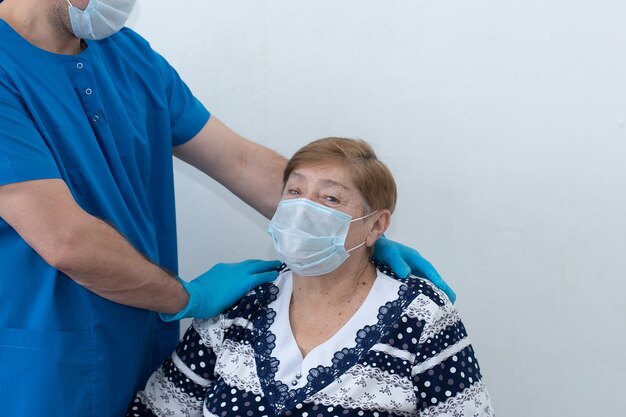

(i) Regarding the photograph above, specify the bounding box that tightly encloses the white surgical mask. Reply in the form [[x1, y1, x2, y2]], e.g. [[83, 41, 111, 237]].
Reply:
[[67, 0, 136, 40], [267, 198, 377, 277]]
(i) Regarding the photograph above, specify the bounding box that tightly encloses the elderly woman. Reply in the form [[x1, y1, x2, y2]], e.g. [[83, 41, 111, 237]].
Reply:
[[127, 138, 494, 417]]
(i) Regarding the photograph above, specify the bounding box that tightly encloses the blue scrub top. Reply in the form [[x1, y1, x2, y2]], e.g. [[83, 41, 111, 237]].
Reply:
[[0, 21, 210, 417]]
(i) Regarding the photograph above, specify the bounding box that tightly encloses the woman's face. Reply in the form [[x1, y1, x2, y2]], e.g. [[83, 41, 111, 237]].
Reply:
[[281, 162, 373, 253]]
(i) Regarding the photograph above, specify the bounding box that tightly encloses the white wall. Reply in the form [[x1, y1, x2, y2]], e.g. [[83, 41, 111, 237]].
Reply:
[[129, 1, 626, 416]]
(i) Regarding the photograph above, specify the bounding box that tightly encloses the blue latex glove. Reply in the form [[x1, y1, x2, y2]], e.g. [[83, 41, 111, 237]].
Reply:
[[160, 259, 282, 321], [373, 237, 456, 303]]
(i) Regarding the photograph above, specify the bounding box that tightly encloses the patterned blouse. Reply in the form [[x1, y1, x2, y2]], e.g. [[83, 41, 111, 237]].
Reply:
[[127, 265, 494, 417]]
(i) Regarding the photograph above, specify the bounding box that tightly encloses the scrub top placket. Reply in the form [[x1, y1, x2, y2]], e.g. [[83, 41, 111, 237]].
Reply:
[[65, 53, 105, 128]]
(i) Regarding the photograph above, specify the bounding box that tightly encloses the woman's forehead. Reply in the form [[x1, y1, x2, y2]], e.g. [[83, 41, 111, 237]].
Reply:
[[288, 163, 355, 188]]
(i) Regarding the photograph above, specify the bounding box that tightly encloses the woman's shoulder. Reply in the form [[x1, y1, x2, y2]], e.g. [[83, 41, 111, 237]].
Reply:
[[190, 275, 284, 341], [224, 280, 280, 320], [374, 263, 463, 353], [375, 262, 452, 311]]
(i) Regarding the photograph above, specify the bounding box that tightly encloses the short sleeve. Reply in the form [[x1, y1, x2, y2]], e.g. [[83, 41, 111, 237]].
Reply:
[[0, 71, 61, 187], [411, 294, 495, 416], [153, 52, 211, 147], [127, 318, 222, 417]]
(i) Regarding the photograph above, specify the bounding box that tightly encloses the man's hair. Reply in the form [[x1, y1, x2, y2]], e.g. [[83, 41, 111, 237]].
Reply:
[[284, 137, 397, 215]]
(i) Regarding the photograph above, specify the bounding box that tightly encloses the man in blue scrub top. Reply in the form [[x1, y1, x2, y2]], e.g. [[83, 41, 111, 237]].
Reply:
[[0, 1, 455, 416]]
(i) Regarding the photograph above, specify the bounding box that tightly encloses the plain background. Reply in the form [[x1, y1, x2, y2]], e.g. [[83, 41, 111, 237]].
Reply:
[[129, 1, 626, 416]]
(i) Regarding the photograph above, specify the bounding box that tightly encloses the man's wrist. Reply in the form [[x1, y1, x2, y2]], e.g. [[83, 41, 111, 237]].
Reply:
[[173, 276, 191, 313], [159, 277, 194, 322]]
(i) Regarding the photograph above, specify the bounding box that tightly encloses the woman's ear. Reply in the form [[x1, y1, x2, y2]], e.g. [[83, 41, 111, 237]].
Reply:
[[366, 209, 391, 247]]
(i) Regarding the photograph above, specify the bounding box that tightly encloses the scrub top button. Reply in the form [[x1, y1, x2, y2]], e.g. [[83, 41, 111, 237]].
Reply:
[[92, 114, 100, 123], [85, 88, 93, 95], [295, 373, 302, 379], [291, 380, 298, 386], [76, 62, 84, 69]]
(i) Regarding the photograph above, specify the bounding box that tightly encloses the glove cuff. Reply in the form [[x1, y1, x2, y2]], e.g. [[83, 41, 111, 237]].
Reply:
[[158, 277, 200, 322]]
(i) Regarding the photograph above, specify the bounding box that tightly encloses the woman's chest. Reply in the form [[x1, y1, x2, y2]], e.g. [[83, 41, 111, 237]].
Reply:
[[206, 345, 417, 417], [206, 303, 421, 417]]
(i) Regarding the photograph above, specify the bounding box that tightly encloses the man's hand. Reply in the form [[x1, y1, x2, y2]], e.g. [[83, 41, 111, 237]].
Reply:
[[373, 237, 456, 303], [160, 259, 283, 321]]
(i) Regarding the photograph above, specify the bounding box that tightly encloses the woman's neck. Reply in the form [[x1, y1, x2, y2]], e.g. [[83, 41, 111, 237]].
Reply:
[[288, 256, 377, 358], [290, 257, 376, 310]]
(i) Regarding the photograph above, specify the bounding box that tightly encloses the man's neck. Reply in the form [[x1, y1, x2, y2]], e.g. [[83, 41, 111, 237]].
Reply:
[[0, 1, 83, 55]]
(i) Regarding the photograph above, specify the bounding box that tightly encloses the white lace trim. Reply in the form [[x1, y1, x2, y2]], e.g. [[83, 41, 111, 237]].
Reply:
[[137, 366, 203, 417], [194, 317, 225, 350], [308, 364, 415, 416], [223, 316, 254, 330], [405, 294, 435, 323], [405, 294, 461, 343], [420, 380, 495, 417], [215, 338, 263, 395]]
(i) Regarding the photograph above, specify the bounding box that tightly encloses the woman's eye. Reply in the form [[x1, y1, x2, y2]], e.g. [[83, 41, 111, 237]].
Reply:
[[324, 195, 339, 203], [287, 189, 300, 196]]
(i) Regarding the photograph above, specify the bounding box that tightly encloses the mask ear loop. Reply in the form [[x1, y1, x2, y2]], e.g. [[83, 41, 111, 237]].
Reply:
[[346, 210, 379, 251], [350, 210, 378, 223], [346, 240, 367, 253]]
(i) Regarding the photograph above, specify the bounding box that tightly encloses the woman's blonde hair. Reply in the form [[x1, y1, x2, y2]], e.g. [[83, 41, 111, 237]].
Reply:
[[284, 137, 397, 215]]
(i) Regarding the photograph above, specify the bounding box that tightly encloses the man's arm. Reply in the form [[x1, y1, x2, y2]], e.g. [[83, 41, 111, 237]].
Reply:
[[0, 178, 189, 313], [173, 116, 287, 219]]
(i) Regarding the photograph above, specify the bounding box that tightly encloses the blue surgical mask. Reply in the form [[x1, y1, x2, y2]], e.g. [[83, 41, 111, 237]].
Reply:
[[67, 0, 136, 41], [267, 198, 377, 276]]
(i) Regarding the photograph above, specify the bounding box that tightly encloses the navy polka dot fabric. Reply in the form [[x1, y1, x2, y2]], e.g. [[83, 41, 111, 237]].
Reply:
[[127, 266, 494, 416]]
